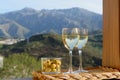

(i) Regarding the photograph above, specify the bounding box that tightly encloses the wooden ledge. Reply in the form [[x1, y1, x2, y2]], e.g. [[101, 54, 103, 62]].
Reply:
[[32, 67, 120, 80]]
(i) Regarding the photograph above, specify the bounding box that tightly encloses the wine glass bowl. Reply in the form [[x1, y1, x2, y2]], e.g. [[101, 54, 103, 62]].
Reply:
[[77, 28, 88, 49]]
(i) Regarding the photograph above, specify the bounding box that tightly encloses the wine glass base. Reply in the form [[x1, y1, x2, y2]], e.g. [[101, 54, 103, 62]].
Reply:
[[63, 71, 78, 74], [74, 69, 88, 73]]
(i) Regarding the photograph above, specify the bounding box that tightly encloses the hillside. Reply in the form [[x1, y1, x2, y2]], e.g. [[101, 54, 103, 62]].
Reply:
[[0, 18, 29, 38], [0, 33, 102, 78], [0, 7, 102, 38], [0, 33, 102, 67]]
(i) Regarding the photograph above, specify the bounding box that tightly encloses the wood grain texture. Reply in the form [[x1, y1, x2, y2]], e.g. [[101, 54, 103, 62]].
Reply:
[[103, 0, 120, 68], [32, 67, 120, 80]]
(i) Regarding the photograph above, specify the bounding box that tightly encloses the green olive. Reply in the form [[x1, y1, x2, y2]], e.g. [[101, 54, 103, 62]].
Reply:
[[52, 69, 57, 72], [42, 59, 61, 72], [51, 64, 56, 69], [45, 68, 51, 72]]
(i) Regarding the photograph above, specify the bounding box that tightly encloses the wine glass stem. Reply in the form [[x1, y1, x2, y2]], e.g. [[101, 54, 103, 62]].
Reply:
[[79, 50, 83, 70], [69, 50, 73, 73]]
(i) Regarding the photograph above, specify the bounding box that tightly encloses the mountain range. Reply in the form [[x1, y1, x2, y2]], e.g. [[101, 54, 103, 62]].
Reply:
[[0, 7, 102, 38]]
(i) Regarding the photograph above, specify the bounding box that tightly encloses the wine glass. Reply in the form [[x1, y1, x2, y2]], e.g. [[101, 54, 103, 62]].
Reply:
[[62, 28, 80, 74], [75, 28, 88, 73]]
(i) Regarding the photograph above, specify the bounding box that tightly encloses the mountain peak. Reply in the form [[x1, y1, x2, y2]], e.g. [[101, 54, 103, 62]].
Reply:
[[20, 7, 37, 13], [22, 7, 35, 10], [0, 7, 102, 38], [71, 7, 81, 10]]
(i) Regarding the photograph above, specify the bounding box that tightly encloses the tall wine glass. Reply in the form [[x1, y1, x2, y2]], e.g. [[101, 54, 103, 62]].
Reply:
[[75, 28, 88, 73], [62, 28, 80, 74]]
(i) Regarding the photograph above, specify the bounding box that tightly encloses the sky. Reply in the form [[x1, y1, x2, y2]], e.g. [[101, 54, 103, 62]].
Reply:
[[0, 0, 102, 14]]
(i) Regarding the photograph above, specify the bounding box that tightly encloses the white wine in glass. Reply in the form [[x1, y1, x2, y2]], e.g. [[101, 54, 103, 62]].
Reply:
[[75, 28, 88, 73], [62, 28, 80, 74]]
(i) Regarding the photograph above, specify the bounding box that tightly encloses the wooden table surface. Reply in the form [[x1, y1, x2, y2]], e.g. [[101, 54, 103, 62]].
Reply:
[[32, 66, 120, 80]]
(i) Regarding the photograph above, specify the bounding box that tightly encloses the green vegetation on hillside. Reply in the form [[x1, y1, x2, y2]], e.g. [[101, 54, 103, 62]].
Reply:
[[0, 33, 102, 78], [0, 53, 41, 79]]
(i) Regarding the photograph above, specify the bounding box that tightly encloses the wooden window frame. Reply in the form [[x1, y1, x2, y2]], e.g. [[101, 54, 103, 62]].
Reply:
[[103, 0, 120, 68]]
